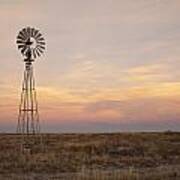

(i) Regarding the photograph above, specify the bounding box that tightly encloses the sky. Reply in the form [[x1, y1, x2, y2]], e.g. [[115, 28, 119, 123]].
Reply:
[[0, 0, 180, 132]]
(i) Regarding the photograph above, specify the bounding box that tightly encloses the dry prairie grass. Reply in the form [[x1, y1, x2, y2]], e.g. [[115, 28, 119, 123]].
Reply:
[[0, 132, 180, 179]]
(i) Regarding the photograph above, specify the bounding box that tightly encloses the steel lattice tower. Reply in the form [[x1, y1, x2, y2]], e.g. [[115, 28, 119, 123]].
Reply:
[[16, 27, 45, 151], [17, 59, 40, 135]]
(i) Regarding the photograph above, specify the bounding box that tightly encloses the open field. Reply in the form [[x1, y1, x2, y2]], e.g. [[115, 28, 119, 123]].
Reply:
[[0, 132, 180, 179]]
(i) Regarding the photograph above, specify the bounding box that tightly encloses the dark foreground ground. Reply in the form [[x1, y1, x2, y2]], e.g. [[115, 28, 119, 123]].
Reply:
[[0, 132, 180, 179]]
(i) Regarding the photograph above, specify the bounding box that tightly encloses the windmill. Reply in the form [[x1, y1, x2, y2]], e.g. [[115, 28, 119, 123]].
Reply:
[[16, 27, 45, 152]]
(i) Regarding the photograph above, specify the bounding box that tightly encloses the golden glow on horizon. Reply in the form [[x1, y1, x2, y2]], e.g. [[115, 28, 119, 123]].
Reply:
[[23, 82, 180, 123], [37, 81, 180, 103], [1, 71, 180, 124]]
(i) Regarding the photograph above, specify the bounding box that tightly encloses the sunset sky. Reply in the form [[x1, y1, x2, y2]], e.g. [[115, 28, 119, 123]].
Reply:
[[0, 0, 180, 132]]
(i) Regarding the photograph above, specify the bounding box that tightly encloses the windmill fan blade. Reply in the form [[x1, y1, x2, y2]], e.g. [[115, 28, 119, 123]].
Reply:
[[30, 28, 33, 37], [17, 35, 25, 41], [37, 37, 44, 42], [22, 28, 28, 39], [40, 45, 45, 50], [19, 31, 26, 39], [31, 28, 35, 37], [37, 41, 45, 45], [37, 40, 45, 45], [37, 45, 45, 50], [18, 44, 25, 49], [34, 49, 38, 57], [36, 46, 43, 54], [35, 48, 41, 57], [33, 49, 36, 59], [27, 27, 31, 37], [36, 36, 43, 42], [16, 40, 25, 44], [35, 33, 42, 40], [25, 27, 30, 38], [33, 30, 39, 39], [21, 46, 27, 54]]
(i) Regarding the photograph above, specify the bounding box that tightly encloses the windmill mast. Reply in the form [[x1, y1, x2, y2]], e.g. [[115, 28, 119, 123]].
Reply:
[[16, 27, 45, 151]]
